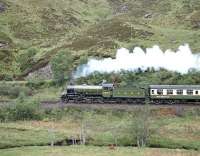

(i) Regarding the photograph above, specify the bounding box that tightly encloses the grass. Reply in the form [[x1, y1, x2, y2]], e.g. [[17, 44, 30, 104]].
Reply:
[[0, 107, 199, 150], [0, 146, 199, 156], [149, 116, 200, 150], [31, 86, 62, 101], [0, 123, 69, 149], [0, 80, 62, 101]]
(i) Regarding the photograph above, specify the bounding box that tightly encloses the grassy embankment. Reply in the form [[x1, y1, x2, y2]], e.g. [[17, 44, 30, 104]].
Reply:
[[0, 146, 199, 156]]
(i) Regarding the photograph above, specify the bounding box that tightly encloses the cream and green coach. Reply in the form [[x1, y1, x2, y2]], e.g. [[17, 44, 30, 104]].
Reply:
[[150, 85, 200, 101]]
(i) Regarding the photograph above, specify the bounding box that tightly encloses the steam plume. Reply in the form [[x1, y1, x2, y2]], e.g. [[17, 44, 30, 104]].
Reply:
[[74, 44, 200, 78]]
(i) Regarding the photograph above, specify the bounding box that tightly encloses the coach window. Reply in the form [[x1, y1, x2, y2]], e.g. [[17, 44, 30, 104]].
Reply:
[[157, 89, 163, 95], [167, 89, 173, 95], [187, 90, 193, 95], [176, 89, 183, 95], [195, 90, 199, 95]]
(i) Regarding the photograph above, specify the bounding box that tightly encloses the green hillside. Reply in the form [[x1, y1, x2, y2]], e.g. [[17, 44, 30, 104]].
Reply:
[[0, 0, 200, 80]]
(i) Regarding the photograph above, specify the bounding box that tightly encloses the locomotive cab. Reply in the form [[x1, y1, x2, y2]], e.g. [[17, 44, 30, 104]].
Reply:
[[61, 86, 77, 102], [102, 83, 114, 97], [67, 88, 76, 95]]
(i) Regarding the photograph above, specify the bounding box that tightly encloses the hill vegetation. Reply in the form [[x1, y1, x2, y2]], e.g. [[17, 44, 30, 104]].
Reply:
[[1, 0, 200, 80]]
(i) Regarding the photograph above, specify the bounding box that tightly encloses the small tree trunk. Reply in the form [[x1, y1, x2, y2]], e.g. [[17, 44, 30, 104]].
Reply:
[[80, 122, 86, 145], [51, 141, 54, 147]]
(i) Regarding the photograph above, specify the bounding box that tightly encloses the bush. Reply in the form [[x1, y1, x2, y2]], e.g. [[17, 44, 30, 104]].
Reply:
[[44, 108, 66, 120], [50, 50, 73, 85], [0, 83, 32, 98], [14, 99, 42, 120], [0, 107, 7, 122], [184, 107, 200, 117], [17, 47, 38, 72], [0, 93, 42, 121], [76, 69, 200, 86], [27, 79, 56, 89]]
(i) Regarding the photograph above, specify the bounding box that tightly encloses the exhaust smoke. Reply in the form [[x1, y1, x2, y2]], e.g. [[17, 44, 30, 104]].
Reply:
[[74, 44, 200, 78]]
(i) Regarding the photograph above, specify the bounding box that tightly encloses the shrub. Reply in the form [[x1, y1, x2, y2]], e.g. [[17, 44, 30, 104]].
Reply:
[[13, 99, 42, 120], [27, 80, 46, 89], [16, 93, 41, 120], [0, 107, 7, 122], [0, 83, 32, 98], [44, 108, 65, 120], [184, 107, 200, 117], [17, 47, 38, 72], [76, 69, 200, 86], [0, 93, 42, 121], [50, 50, 73, 85]]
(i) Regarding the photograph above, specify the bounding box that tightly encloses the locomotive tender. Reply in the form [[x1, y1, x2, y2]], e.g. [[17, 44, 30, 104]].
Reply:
[[61, 83, 200, 104]]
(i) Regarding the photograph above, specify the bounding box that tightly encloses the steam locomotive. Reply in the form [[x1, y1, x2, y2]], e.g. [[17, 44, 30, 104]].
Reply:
[[61, 83, 200, 104]]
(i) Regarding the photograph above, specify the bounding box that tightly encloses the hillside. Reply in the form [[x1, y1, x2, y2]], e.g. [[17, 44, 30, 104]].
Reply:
[[0, 0, 200, 80]]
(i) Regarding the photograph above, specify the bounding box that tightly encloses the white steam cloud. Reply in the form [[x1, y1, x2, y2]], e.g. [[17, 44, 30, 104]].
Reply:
[[74, 44, 200, 78]]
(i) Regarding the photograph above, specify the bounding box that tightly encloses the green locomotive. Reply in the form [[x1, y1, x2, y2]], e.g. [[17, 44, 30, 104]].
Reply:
[[61, 83, 200, 104]]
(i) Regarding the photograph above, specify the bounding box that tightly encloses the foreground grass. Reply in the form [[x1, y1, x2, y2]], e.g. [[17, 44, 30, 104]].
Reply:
[[0, 122, 69, 149], [0, 146, 199, 156], [0, 107, 199, 150]]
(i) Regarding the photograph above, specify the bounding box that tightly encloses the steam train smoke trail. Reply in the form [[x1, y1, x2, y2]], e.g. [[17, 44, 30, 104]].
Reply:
[[74, 44, 200, 78]]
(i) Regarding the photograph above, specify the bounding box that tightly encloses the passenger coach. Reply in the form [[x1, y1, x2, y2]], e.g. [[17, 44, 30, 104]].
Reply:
[[150, 85, 200, 102]]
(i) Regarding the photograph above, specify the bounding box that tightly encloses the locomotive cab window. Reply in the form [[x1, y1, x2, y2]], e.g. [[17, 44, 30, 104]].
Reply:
[[187, 90, 193, 95], [103, 87, 113, 91], [176, 90, 183, 95], [102, 84, 114, 91], [195, 90, 199, 95], [157, 89, 163, 95], [67, 89, 75, 94], [167, 89, 173, 95]]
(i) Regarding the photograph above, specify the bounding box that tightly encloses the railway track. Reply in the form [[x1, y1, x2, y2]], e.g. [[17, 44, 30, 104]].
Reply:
[[41, 100, 200, 109], [1, 100, 200, 110]]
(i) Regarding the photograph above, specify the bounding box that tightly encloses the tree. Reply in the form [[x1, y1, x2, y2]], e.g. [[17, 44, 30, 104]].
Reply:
[[50, 50, 73, 85], [134, 104, 150, 147], [128, 85, 151, 148]]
